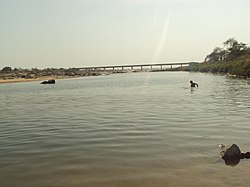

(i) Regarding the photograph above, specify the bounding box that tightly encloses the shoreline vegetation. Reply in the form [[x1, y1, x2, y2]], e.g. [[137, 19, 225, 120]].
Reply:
[[1, 38, 249, 84], [189, 38, 250, 78]]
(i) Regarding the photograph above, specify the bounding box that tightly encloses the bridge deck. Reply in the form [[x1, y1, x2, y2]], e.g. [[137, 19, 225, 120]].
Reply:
[[78, 62, 190, 71]]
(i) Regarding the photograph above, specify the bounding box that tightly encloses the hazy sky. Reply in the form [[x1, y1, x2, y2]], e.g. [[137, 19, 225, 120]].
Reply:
[[0, 0, 250, 69]]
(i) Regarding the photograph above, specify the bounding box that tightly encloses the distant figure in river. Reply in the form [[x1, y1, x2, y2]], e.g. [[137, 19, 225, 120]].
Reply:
[[190, 80, 198, 87]]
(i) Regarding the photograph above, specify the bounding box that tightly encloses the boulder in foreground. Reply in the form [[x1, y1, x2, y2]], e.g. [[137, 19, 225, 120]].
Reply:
[[219, 144, 250, 166], [219, 144, 241, 159]]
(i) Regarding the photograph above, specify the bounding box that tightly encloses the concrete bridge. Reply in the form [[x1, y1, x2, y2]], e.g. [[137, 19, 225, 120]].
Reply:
[[78, 62, 192, 71]]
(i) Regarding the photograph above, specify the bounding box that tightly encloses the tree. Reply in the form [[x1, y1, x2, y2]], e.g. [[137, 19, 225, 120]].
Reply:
[[1, 66, 12, 73], [223, 38, 237, 50], [205, 38, 249, 63], [205, 47, 224, 63], [223, 38, 248, 60]]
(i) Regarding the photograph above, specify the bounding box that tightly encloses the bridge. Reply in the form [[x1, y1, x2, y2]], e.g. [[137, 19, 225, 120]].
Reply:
[[77, 62, 192, 71]]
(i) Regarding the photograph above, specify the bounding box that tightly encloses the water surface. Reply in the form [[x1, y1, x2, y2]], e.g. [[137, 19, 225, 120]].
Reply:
[[0, 72, 250, 187]]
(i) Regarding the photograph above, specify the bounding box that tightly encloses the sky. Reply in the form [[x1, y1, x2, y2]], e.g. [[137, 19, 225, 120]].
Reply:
[[0, 0, 250, 69]]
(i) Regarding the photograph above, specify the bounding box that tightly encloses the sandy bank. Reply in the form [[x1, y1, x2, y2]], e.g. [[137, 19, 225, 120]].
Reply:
[[0, 76, 77, 84]]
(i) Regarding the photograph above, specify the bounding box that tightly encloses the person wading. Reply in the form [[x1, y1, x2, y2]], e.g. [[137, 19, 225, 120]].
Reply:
[[190, 80, 198, 87]]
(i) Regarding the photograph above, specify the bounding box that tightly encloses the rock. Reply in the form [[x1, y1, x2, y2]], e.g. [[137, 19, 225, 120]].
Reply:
[[220, 144, 241, 159], [244, 152, 250, 159], [219, 144, 250, 166], [40, 79, 55, 84], [219, 144, 242, 167]]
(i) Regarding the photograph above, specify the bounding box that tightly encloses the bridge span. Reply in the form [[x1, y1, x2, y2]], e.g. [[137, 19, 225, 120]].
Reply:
[[77, 62, 191, 71]]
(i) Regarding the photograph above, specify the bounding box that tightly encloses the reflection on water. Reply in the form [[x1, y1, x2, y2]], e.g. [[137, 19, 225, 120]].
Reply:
[[0, 72, 250, 187]]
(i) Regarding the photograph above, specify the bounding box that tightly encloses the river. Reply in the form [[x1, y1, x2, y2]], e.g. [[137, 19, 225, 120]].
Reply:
[[0, 71, 250, 187]]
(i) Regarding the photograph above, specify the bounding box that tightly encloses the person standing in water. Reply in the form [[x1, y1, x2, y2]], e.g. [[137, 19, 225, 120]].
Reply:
[[190, 80, 198, 87]]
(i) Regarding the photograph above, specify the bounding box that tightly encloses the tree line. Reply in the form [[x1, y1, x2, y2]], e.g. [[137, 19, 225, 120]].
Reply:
[[205, 38, 250, 63], [190, 38, 250, 78]]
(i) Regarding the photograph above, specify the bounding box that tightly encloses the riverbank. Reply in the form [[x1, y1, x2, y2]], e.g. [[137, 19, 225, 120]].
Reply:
[[0, 66, 188, 84], [0, 76, 78, 84], [0, 67, 110, 84]]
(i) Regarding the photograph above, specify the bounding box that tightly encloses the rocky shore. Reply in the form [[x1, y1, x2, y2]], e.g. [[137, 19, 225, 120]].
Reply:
[[0, 67, 111, 84], [1, 66, 182, 84]]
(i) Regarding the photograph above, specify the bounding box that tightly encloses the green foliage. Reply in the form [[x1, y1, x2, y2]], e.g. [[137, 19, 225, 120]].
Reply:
[[190, 54, 250, 77], [205, 38, 249, 63], [190, 38, 250, 78]]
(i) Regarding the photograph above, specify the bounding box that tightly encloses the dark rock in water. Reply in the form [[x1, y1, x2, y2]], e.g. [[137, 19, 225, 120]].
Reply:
[[218, 144, 250, 167], [223, 155, 241, 167], [219, 144, 242, 167], [244, 152, 250, 159], [220, 144, 241, 159], [41, 79, 55, 84], [219, 144, 250, 166]]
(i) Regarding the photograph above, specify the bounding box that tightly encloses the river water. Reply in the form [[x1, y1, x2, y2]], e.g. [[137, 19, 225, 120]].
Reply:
[[0, 72, 250, 187]]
